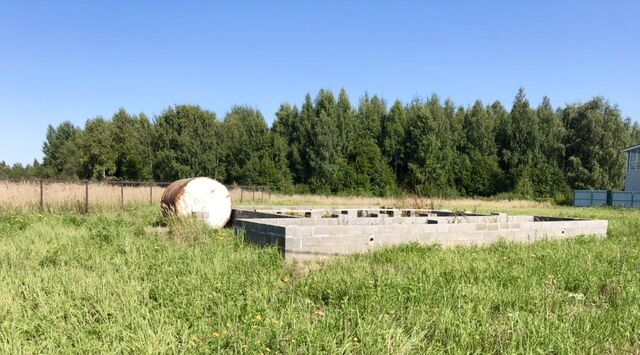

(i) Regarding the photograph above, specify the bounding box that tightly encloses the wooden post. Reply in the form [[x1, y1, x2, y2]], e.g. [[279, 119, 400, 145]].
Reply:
[[39, 179, 44, 210], [120, 181, 124, 209], [149, 183, 153, 205], [252, 188, 255, 202], [240, 188, 244, 203], [85, 181, 89, 213], [261, 188, 264, 201]]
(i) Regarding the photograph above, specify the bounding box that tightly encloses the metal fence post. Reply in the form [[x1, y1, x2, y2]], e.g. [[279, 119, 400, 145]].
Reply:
[[252, 188, 255, 202], [39, 179, 44, 211], [85, 181, 89, 213]]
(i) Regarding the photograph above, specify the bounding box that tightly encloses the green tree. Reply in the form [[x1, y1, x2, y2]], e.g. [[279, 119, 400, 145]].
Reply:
[[112, 108, 154, 180], [42, 121, 83, 178], [357, 93, 385, 143], [307, 89, 345, 193], [381, 100, 407, 179], [531, 97, 567, 197], [153, 105, 224, 181], [223, 106, 290, 187], [80, 117, 117, 180], [457, 101, 502, 196], [404, 95, 458, 196], [630, 122, 640, 145], [336, 88, 359, 157], [499, 88, 543, 196], [273, 102, 310, 186], [562, 98, 630, 190], [341, 92, 396, 196]]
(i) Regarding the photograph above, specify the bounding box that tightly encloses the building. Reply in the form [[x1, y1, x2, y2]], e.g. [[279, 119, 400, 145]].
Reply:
[[623, 144, 640, 191]]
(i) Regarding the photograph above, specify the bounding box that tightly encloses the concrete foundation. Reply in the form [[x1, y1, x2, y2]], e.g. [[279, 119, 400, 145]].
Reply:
[[232, 207, 608, 260]]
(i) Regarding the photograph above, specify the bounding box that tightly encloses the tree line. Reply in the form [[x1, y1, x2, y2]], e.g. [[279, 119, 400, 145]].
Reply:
[[2, 88, 639, 199]]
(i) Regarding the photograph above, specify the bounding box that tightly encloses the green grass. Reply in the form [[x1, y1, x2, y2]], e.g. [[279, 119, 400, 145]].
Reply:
[[0, 205, 639, 353]]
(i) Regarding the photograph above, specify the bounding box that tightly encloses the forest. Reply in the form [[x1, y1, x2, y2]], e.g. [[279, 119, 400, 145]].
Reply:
[[2, 88, 639, 199]]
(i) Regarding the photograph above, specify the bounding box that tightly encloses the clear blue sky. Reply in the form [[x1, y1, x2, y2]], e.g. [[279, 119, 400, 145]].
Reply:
[[1, 0, 638, 165]]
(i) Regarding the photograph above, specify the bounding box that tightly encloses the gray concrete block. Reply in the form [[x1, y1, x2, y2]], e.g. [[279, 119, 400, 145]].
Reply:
[[234, 207, 608, 261]]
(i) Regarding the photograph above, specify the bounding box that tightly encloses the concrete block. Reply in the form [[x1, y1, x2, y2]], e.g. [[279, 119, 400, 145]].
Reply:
[[286, 225, 313, 237], [235, 207, 609, 260], [301, 236, 340, 248]]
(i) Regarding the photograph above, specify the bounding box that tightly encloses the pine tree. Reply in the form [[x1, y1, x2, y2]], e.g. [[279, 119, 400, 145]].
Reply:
[[381, 100, 407, 180], [404, 95, 457, 196], [308, 90, 344, 193], [458, 101, 501, 196]]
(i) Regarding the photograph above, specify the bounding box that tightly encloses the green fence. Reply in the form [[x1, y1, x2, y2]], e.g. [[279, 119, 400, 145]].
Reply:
[[574, 190, 640, 208], [610, 191, 640, 208], [573, 190, 608, 207]]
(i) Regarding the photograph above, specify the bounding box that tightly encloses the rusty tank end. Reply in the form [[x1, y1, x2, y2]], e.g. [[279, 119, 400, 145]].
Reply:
[[161, 177, 195, 218]]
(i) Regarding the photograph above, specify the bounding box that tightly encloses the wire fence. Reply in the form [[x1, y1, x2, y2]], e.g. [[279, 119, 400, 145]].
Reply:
[[0, 178, 271, 212]]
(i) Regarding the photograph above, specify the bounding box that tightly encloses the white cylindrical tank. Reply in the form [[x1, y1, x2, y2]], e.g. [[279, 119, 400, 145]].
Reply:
[[161, 177, 232, 228]]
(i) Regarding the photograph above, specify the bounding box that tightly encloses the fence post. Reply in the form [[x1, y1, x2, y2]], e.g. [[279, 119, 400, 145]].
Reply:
[[261, 188, 264, 201], [39, 179, 44, 211], [240, 188, 244, 203], [85, 180, 89, 213], [149, 183, 153, 205], [120, 181, 124, 209]]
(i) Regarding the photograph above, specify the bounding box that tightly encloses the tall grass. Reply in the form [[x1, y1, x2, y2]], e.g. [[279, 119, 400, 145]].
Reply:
[[0, 180, 165, 210], [1, 180, 550, 211], [0, 181, 271, 210], [0, 203, 639, 352], [256, 192, 551, 210]]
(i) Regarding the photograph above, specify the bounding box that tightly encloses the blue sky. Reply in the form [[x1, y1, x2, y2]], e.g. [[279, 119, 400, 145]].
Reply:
[[1, 0, 638, 165]]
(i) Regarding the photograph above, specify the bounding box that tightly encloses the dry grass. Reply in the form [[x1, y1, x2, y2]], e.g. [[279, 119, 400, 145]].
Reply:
[[246, 192, 551, 211], [0, 180, 165, 210], [0, 181, 274, 210], [0, 180, 550, 211]]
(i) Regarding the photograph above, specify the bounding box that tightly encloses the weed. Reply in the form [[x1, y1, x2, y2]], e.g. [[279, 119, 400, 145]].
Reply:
[[0, 203, 638, 353]]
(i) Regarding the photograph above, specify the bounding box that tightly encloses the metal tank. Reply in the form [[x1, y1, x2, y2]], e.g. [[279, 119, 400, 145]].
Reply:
[[161, 177, 232, 228]]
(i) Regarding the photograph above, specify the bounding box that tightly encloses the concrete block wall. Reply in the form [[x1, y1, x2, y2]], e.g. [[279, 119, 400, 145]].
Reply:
[[279, 219, 608, 260], [231, 208, 608, 260], [233, 220, 286, 251]]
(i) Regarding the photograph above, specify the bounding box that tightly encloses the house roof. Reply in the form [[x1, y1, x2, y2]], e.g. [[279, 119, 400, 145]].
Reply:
[[622, 144, 640, 152]]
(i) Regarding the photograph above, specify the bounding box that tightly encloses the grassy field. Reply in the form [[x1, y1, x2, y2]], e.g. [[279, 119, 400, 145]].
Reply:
[[0, 202, 639, 353]]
